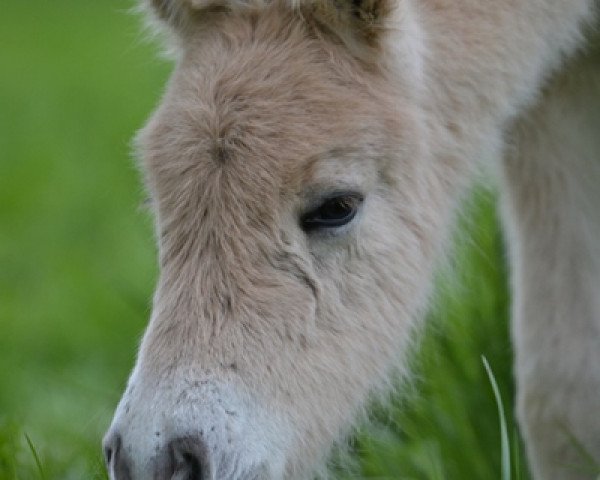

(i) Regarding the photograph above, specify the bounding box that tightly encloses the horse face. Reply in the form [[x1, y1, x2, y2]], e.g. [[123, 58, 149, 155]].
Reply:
[[104, 2, 435, 478]]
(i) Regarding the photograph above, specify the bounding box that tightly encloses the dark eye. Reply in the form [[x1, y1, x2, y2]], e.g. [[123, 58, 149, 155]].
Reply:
[[301, 193, 364, 232]]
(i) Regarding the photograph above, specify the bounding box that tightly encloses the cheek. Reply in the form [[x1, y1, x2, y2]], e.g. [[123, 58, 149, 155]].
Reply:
[[313, 193, 433, 325]]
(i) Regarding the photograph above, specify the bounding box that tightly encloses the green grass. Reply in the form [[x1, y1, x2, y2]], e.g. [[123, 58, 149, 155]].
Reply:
[[1, 1, 526, 479]]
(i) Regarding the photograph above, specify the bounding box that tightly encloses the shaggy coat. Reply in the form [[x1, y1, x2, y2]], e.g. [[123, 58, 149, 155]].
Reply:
[[104, 0, 600, 479]]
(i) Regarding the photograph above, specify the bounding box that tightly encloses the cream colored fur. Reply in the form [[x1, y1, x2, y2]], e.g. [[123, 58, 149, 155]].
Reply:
[[502, 47, 600, 480], [104, 0, 600, 479]]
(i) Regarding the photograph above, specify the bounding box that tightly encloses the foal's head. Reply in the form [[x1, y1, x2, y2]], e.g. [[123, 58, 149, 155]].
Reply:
[[104, 0, 434, 478]]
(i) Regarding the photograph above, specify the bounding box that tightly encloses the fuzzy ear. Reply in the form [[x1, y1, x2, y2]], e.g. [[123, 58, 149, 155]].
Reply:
[[310, 0, 395, 50]]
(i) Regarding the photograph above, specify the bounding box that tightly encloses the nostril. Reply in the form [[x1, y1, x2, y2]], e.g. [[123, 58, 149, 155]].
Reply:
[[102, 433, 121, 468], [104, 445, 113, 466], [103, 433, 131, 480], [167, 436, 212, 480], [180, 452, 201, 478]]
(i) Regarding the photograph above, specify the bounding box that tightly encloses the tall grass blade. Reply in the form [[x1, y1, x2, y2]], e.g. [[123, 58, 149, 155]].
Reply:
[[24, 433, 46, 480], [482, 356, 511, 480]]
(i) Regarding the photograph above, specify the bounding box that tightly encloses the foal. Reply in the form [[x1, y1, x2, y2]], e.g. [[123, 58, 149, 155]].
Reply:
[[104, 0, 600, 478]]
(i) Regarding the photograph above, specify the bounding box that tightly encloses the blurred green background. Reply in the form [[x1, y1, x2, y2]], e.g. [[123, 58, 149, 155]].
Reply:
[[0, 1, 523, 479]]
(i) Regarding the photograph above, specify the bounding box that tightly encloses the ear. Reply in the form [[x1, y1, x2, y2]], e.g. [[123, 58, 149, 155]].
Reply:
[[310, 0, 395, 51], [144, 0, 396, 55]]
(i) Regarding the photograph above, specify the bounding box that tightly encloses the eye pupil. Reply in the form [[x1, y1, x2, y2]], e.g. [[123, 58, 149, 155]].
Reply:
[[301, 193, 363, 232], [321, 199, 351, 219]]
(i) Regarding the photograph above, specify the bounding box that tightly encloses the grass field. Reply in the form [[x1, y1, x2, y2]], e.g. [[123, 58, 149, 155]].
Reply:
[[1, 1, 526, 479]]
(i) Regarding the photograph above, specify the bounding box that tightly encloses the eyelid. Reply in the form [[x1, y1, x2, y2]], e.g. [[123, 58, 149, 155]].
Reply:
[[303, 190, 364, 213]]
